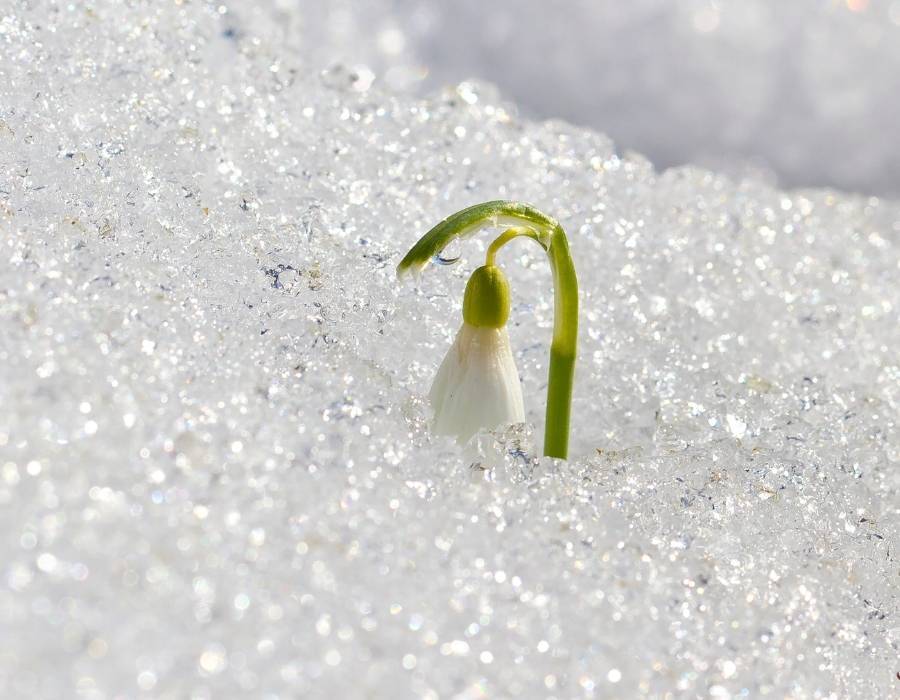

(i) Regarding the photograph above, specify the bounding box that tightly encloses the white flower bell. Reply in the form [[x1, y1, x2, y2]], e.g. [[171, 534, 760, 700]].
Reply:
[[429, 265, 525, 443]]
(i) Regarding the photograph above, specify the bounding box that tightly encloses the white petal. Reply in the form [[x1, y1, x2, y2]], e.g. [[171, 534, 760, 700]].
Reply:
[[429, 323, 525, 443]]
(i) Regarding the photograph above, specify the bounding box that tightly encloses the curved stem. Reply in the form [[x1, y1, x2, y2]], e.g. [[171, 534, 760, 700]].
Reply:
[[543, 225, 578, 459], [485, 227, 543, 266], [398, 201, 578, 459]]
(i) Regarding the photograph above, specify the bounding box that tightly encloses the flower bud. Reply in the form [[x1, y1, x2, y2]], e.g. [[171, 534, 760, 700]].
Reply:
[[462, 265, 510, 328]]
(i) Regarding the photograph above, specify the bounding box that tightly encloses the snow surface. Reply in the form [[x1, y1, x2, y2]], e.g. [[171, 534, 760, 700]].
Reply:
[[229, 0, 900, 196], [1, 1, 899, 698]]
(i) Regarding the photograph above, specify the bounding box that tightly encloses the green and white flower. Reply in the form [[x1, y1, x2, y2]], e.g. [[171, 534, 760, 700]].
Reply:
[[429, 265, 524, 443], [398, 201, 578, 459]]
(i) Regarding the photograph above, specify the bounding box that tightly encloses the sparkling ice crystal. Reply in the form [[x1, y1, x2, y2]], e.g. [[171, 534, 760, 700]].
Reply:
[[0, 1, 898, 698]]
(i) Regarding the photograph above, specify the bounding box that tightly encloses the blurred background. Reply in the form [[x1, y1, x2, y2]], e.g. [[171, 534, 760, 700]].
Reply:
[[230, 0, 900, 196]]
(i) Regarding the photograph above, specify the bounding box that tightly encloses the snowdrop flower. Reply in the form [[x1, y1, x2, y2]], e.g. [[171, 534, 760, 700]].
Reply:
[[398, 201, 578, 458], [429, 265, 524, 443]]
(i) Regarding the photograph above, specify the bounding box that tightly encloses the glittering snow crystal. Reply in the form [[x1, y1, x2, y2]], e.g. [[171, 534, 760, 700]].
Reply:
[[0, 1, 898, 699], [228, 0, 900, 195]]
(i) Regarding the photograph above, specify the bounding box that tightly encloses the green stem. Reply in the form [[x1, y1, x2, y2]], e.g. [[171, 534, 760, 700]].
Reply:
[[543, 226, 578, 459], [398, 201, 578, 460], [485, 226, 543, 266]]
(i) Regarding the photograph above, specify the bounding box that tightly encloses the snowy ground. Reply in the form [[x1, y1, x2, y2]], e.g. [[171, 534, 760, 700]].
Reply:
[[229, 0, 900, 196], [1, 1, 898, 698]]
